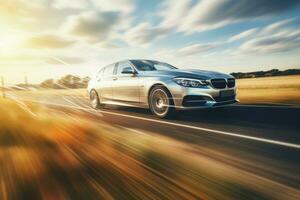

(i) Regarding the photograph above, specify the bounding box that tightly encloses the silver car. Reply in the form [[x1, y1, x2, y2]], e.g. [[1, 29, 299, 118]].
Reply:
[[88, 59, 238, 118]]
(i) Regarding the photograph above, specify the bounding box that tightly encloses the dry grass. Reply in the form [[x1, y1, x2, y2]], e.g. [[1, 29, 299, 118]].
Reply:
[[0, 98, 299, 200], [237, 75, 300, 105]]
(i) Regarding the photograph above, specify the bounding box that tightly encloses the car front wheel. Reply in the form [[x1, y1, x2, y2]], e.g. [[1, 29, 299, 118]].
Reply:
[[149, 86, 175, 118]]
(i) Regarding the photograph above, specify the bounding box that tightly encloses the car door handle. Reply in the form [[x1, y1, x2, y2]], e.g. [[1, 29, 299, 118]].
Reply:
[[113, 77, 118, 81]]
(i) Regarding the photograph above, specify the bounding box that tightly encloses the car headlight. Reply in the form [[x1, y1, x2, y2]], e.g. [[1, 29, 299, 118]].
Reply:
[[173, 78, 208, 88]]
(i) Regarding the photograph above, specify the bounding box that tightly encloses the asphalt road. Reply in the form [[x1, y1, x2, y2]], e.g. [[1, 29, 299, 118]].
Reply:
[[8, 92, 300, 192]]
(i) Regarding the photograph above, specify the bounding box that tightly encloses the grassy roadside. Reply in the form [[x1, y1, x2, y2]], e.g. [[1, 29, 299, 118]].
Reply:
[[237, 75, 300, 105], [1, 98, 299, 199]]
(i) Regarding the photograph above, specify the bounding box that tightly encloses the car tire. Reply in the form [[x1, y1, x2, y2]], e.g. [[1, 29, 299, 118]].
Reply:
[[149, 86, 175, 118], [90, 90, 103, 109]]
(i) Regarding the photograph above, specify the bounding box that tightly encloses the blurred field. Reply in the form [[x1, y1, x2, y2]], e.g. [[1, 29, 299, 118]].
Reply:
[[237, 75, 300, 105], [12, 75, 300, 106], [0, 98, 299, 200], [12, 88, 87, 98]]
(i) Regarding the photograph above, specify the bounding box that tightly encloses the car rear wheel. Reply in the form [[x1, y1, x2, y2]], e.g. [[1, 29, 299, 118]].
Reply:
[[149, 86, 175, 118], [90, 90, 103, 109]]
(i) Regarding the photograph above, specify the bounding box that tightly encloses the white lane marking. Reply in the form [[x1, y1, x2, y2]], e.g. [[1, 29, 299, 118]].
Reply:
[[6, 93, 37, 117], [63, 96, 103, 117], [21, 99, 300, 150], [233, 104, 300, 109], [120, 126, 149, 136]]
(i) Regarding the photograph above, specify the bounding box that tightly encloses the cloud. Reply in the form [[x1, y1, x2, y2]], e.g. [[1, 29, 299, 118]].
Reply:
[[161, 0, 300, 33], [228, 28, 258, 42], [126, 1, 300, 47], [261, 18, 300, 34], [160, 16, 300, 57], [163, 16, 300, 57], [46, 56, 85, 65], [22, 33, 76, 49], [91, 0, 136, 14], [240, 29, 300, 53], [123, 23, 170, 46], [96, 42, 120, 49], [0, 0, 46, 27], [159, 0, 192, 29], [52, 0, 88, 9], [0, 54, 43, 62], [0, 0, 45, 16], [122, 0, 188, 46], [177, 43, 221, 56], [52, 0, 136, 13], [232, 18, 300, 54], [62, 11, 121, 42]]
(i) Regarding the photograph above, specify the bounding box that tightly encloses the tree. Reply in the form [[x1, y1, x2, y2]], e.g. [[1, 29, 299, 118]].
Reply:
[[57, 75, 82, 88], [39, 75, 91, 89], [40, 79, 55, 88], [81, 76, 91, 87]]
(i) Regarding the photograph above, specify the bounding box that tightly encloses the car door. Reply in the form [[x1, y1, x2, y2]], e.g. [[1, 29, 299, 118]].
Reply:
[[113, 61, 140, 103], [98, 63, 116, 101]]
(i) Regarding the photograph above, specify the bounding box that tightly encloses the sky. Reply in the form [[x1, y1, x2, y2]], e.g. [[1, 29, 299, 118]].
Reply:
[[1, 0, 300, 85]]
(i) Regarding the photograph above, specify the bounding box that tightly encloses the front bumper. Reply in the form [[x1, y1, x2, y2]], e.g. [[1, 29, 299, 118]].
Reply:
[[168, 82, 238, 110], [175, 99, 239, 110]]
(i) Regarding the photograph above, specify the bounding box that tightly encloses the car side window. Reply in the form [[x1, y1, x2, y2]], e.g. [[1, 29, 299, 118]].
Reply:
[[117, 62, 133, 75], [103, 64, 116, 77]]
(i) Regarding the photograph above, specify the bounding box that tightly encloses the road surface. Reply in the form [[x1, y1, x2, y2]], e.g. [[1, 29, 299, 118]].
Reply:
[[7, 91, 300, 193]]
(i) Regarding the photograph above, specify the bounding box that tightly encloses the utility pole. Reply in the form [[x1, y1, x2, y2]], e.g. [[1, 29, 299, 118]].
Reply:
[[1, 76, 5, 98], [24, 73, 28, 87]]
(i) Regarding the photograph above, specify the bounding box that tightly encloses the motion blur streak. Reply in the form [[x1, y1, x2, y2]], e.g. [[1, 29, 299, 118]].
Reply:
[[1, 97, 300, 200], [5, 93, 37, 117], [17, 96, 300, 149], [62, 96, 103, 117]]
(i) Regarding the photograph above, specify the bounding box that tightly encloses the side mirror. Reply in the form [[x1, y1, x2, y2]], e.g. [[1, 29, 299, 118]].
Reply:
[[121, 67, 136, 74]]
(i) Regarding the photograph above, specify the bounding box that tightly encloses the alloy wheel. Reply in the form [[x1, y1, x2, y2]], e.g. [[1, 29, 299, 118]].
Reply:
[[150, 88, 170, 117]]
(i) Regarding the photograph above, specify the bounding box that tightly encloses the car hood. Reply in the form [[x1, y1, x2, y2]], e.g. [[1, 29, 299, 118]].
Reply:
[[140, 69, 233, 79]]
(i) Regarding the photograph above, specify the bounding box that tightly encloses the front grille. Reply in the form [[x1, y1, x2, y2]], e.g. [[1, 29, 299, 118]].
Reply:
[[227, 78, 235, 88], [211, 79, 226, 89], [210, 78, 236, 89], [214, 95, 236, 102]]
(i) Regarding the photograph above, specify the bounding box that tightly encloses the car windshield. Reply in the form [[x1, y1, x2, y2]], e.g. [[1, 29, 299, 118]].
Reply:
[[130, 60, 177, 71]]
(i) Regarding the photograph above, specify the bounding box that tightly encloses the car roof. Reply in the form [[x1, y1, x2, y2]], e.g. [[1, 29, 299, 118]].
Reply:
[[100, 59, 161, 70], [129, 59, 158, 63]]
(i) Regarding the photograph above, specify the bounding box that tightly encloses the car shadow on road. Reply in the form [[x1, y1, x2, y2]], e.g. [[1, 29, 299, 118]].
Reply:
[[107, 104, 300, 130]]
